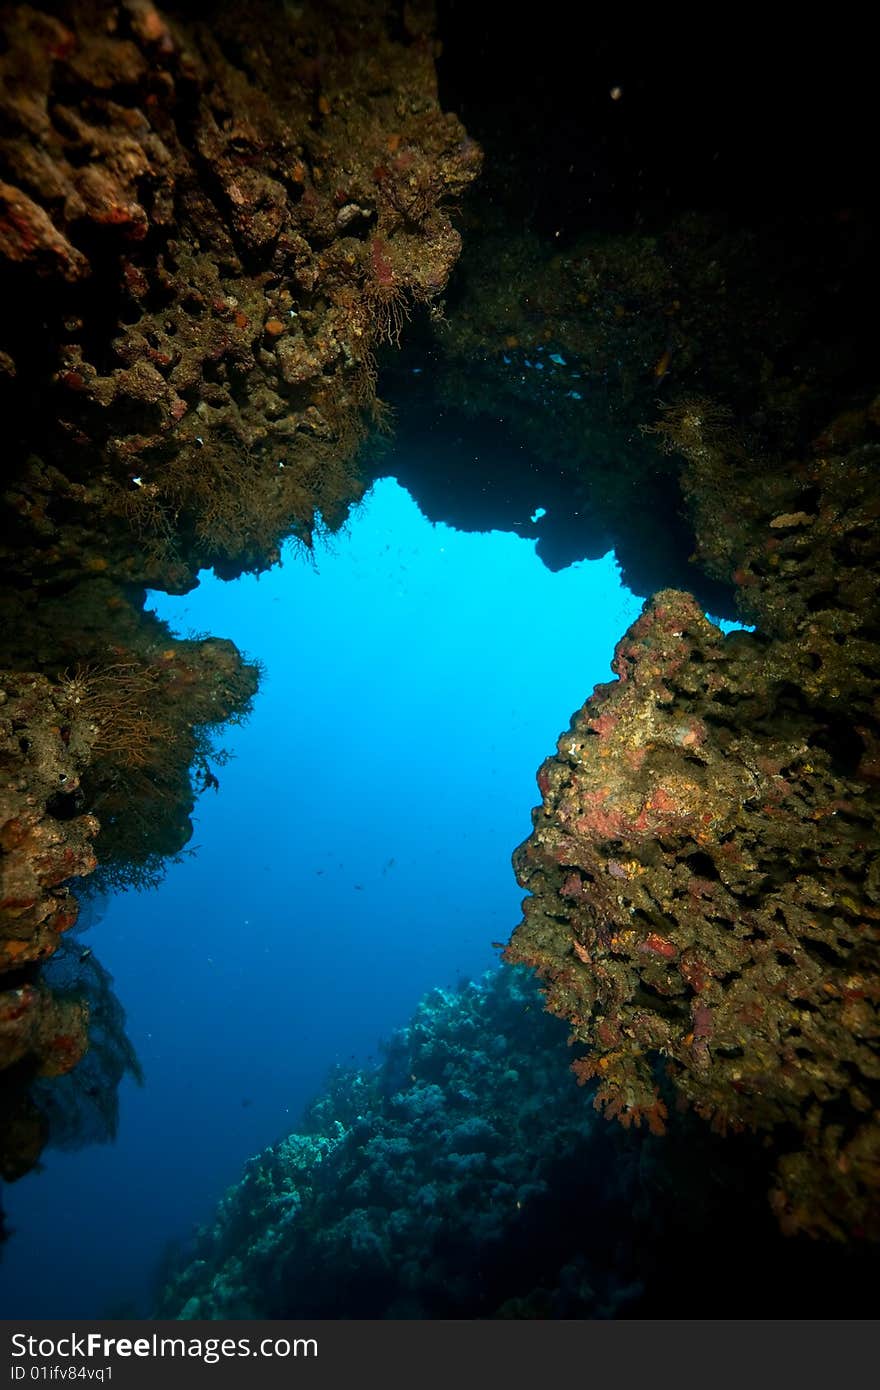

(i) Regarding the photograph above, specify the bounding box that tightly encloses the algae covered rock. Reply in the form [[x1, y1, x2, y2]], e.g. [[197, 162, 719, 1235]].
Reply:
[[0, 0, 478, 1182], [0, 0, 480, 591], [506, 424, 880, 1241]]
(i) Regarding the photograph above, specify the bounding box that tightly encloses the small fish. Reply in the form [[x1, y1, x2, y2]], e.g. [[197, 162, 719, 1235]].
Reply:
[[654, 346, 673, 382]]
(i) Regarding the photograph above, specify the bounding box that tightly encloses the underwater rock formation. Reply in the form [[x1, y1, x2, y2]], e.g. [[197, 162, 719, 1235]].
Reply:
[[0, 978, 89, 1179], [0, 0, 476, 1172], [0, 593, 259, 1179], [0, 0, 479, 592], [0, 0, 476, 894], [158, 969, 626, 1319], [365, 24, 880, 1246], [379, 211, 875, 617], [2, 927, 142, 1183], [382, 3, 878, 607], [506, 416, 880, 1242], [158, 967, 877, 1318], [0, 669, 98, 975], [1, 0, 876, 1282]]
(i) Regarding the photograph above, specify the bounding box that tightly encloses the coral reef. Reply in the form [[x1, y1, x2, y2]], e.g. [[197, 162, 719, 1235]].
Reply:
[[506, 414, 880, 1240], [0, 0, 876, 1281], [0, 585, 259, 1179], [0, 0, 476, 1183], [158, 968, 877, 1318], [159, 969, 631, 1319], [378, 209, 874, 615], [383, 1, 877, 603], [0, 979, 89, 1180], [0, 0, 479, 591], [363, 21, 880, 1249], [2, 924, 143, 1183], [0, 669, 98, 977]]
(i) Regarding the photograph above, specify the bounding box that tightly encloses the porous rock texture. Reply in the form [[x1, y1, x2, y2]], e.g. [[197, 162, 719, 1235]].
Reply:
[[0, 0, 477, 1176], [1, 0, 877, 1261], [158, 967, 877, 1318], [379, 211, 874, 618], [506, 412, 880, 1242], [0, 0, 480, 591]]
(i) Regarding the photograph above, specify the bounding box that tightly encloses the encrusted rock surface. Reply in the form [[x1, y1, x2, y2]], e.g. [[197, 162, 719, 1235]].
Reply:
[[0, 0, 480, 591], [0, 606, 260, 1176], [378, 206, 874, 616], [0, 979, 89, 1180], [0, 0, 477, 1178], [157, 968, 877, 1318], [1, 0, 876, 1264], [507, 421, 880, 1240], [0, 671, 97, 974]]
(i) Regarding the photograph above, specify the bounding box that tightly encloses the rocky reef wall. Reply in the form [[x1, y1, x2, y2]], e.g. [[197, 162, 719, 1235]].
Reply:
[[358, 11, 880, 1244], [506, 412, 880, 1241], [0, 0, 876, 1266], [158, 968, 877, 1318], [0, 0, 478, 1180], [0, 0, 479, 592]]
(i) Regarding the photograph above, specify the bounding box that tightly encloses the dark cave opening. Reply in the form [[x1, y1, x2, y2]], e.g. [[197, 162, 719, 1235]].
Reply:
[[0, 0, 878, 1318], [354, 5, 880, 621]]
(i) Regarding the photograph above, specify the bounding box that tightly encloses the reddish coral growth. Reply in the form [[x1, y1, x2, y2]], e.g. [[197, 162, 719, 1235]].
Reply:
[[639, 933, 677, 960], [507, 543, 880, 1240], [370, 237, 396, 288]]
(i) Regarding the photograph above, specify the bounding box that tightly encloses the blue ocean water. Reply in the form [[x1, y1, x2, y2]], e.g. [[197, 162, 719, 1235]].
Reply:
[[0, 477, 643, 1317]]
